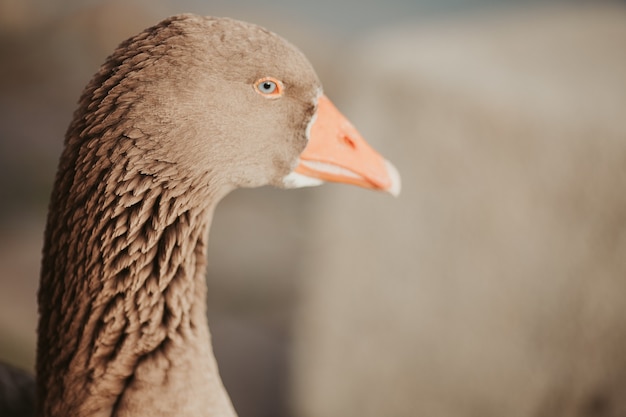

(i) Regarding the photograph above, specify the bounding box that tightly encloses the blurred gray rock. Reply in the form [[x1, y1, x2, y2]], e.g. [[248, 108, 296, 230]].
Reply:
[[292, 4, 626, 417]]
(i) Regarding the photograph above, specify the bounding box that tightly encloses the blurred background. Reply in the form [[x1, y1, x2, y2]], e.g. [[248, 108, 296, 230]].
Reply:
[[2, 0, 626, 416]]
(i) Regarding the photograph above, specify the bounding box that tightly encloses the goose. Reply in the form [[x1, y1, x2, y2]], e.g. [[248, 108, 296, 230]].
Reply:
[[7, 13, 400, 417]]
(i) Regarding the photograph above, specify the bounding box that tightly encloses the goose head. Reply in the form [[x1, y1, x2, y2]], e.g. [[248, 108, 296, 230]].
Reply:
[[81, 14, 400, 202]]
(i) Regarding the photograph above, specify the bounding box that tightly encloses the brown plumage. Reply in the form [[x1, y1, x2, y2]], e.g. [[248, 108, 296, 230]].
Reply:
[[31, 13, 399, 417]]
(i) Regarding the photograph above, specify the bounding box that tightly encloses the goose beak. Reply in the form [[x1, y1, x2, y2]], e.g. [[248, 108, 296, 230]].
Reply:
[[294, 95, 401, 197]]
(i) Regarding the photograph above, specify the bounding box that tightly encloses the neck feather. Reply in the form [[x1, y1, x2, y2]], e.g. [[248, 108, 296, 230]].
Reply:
[[37, 141, 235, 416]]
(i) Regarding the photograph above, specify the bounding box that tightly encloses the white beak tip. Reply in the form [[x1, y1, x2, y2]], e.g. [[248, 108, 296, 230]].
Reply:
[[384, 159, 402, 197]]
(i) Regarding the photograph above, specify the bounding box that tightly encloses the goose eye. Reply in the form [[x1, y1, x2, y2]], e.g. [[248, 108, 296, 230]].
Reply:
[[259, 81, 276, 93], [254, 77, 283, 98]]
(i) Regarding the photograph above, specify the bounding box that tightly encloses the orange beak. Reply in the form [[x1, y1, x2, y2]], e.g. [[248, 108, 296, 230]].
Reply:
[[295, 95, 401, 196]]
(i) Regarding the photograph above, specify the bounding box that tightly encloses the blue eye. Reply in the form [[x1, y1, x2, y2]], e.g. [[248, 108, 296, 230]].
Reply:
[[255, 77, 283, 97], [259, 81, 276, 94]]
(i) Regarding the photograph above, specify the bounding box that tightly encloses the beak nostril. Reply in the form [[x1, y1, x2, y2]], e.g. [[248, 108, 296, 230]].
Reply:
[[341, 135, 357, 149]]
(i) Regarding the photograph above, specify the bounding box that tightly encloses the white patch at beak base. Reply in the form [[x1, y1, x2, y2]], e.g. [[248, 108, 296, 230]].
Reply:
[[282, 89, 327, 189], [282, 167, 324, 189], [305, 111, 317, 142]]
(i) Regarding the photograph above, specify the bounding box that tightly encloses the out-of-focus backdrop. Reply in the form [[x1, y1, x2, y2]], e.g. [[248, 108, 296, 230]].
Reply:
[[2, 1, 626, 416]]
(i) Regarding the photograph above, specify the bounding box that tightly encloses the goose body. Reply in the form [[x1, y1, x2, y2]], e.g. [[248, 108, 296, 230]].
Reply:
[[34, 14, 399, 417]]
